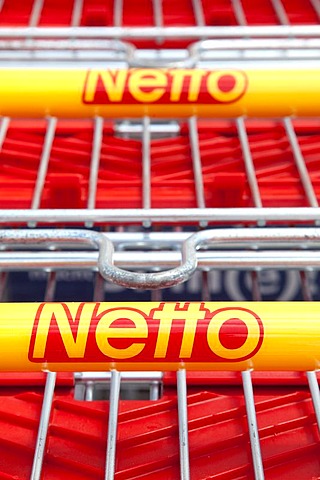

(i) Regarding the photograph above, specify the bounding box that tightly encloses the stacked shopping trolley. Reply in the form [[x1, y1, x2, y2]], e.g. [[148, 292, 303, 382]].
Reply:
[[1, 1, 320, 479]]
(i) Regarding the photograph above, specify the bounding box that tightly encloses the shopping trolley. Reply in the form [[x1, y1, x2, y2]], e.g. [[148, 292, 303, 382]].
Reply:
[[1, 1, 320, 479]]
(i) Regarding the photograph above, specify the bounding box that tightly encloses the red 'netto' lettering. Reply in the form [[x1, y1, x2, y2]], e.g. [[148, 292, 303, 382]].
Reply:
[[28, 302, 263, 364], [82, 69, 248, 106]]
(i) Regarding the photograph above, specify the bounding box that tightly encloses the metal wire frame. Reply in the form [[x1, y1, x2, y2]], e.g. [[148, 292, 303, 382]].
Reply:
[[4, 25, 320, 39], [0, 115, 320, 227], [3, 227, 320, 289], [3, 38, 320, 67], [0, 0, 320, 33]]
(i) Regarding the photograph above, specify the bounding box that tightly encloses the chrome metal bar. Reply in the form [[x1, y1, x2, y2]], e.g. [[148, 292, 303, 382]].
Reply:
[[310, 0, 320, 21], [150, 382, 159, 400], [115, 121, 180, 135], [191, 0, 205, 26], [251, 271, 262, 301], [231, 0, 247, 26], [44, 271, 57, 302], [86, 116, 103, 226], [271, 0, 290, 25], [3, 228, 320, 290], [105, 370, 121, 480], [30, 116, 57, 214], [71, 0, 84, 27], [29, 0, 44, 27], [189, 116, 206, 213], [151, 289, 163, 302], [153, 0, 163, 43], [93, 273, 105, 301], [85, 381, 94, 401], [2, 25, 320, 39], [30, 371, 56, 480], [242, 370, 265, 480], [75, 372, 163, 383], [3, 249, 320, 271], [191, 37, 320, 51], [3, 206, 320, 224], [0, 271, 7, 301], [113, 0, 123, 27], [0, 119, 9, 248], [177, 369, 190, 480], [142, 117, 151, 214], [201, 271, 211, 301], [153, 0, 163, 28], [307, 371, 320, 432], [300, 271, 313, 302], [284, 117, 318, 209], [0, 117, 9, 149], [236, 117, 263, 214]]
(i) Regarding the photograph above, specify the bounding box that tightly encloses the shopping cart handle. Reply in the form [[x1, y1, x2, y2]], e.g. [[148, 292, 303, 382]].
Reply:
[[1, 227, 320, 289]]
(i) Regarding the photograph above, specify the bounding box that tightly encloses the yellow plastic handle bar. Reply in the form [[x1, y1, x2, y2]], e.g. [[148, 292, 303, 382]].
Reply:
[[2, 68, 320, 117], [1, 301, 319, 372]]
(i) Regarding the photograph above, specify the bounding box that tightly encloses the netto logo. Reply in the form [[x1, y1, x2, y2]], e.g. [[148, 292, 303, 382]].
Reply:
[[82, 69, 248, 106], [28, 302, 263, 364]]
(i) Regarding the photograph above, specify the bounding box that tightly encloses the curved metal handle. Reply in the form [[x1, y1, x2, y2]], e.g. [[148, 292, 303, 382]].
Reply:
[[1, 227, 320, 290], [0, 229, 198, 289]]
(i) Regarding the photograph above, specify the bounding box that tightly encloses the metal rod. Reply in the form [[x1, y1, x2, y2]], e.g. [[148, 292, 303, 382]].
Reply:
[[0, 117, 11, 303], [300, 271, 313, 302], [115, 121, 180, 135], [153, 0, 163, 43], [150, 381, 159, 400], [153, 0, 163, 28], [201, 271, 211, 301], [242, 370, 265, 480], [284, 117, 318, 208], [310, 0, 320, 21], [189, 116, 206, 212], [142, 117, 151, 213], [3, 25, 320, 39], [105, 370, 121, 480], [2, 207, 320, 224], [0, 117, 9, 148], [232, 0, 247, 26], [93, 273, 105, 302], [177, 369, 190, 480], [29, 0, 44, 27], [191, 0, 205, 26], [71, 0, 84, 27], [30, 371, 56, 480], [0, 271, 7, 301], [271, 0, 290, 25], [30, 116, 57, 213], [85, 381, 94, 401], [113, 0, 123, 27], [236, 117, 263, 214], [75, 372, 163, 383], [251, 271, 262, 301], [86, 116, 103, 227], [307, 371, 320, 432], [44, 271, 57, 302], [2, 248, 320, 270], [151, 289, 163, 302]]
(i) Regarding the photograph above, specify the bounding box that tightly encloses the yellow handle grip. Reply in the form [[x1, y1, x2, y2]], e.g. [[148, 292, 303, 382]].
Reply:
[[1, 301, 319, 372], [2, 68, 320, 118]]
